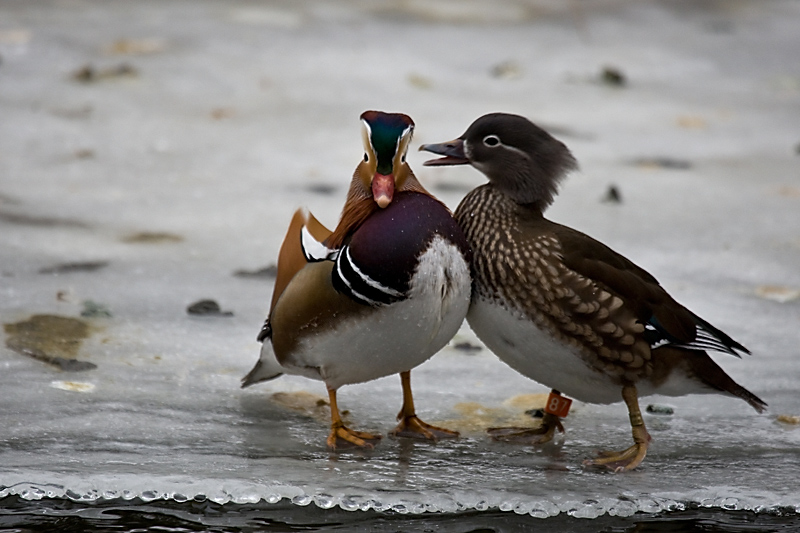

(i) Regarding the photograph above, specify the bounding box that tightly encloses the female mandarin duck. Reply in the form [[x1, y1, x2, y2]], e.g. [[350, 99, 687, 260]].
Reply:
[[242, 111, 471, 450], [421, 112, 766, 471]]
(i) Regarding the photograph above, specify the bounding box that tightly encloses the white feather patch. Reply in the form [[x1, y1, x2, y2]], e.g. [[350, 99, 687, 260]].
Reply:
[[300, 226, 337, 262]]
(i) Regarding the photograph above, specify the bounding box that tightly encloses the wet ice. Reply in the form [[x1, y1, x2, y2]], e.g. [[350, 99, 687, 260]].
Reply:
[[1, 0, 799, 518]]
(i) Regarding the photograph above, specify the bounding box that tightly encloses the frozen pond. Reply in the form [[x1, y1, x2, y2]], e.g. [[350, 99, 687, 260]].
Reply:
[[1, 0, 799, 525]]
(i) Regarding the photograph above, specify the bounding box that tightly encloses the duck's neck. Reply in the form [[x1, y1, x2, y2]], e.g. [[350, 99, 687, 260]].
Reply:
[[327, 172, 379, 249], [327, 170, 433, 249]]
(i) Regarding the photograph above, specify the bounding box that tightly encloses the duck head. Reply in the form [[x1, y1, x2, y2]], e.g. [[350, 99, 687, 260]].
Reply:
[[420, 112, 577, 211], [359, 110, 416, 209], [327, 111, 429, 250]]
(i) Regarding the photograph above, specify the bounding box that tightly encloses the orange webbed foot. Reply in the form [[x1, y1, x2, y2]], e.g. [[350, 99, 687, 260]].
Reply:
[[584, 420, 650, 472], [326, 423, 383, 450], [391, 371, 459, 441], [389, 415, 459, 441], [583, 441, 648, 472]]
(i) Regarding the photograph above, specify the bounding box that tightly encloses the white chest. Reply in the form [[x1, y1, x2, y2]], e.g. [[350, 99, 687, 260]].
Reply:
[[286, 236, 471, 390], [468, 297, 715, 404], [467, 298, 625, 404]]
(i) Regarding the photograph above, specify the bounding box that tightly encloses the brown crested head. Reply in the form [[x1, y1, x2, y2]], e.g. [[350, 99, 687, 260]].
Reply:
[[421, 112, 577, 211]]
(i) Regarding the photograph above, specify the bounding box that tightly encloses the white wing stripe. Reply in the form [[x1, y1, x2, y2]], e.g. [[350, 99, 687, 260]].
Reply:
[[335, 249, 380, 306], [344, 247, 403, 298]]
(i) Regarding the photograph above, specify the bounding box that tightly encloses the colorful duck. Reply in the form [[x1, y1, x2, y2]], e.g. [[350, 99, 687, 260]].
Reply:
[[243, 111, 472, 449]]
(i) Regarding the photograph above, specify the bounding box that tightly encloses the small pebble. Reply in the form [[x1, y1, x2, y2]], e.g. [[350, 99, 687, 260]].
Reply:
[[187, 299, 233, 316], [39, 261, 109, 274], [73, 63, 138, 83], [0, 211, 88, 228], [122, 232, 183, 244], [491, 60, 522, 80], [602, 185, 622, 204], [50, 356, 97, 372], [81, 300, 112, 318], [452, 341, 483, 354], [305, 183, 337, 195], [600, 66, 626, 87], [407, 73, 432, 89], [234, 265, 278, 279], [631, 157, 692, 170], [646, 404, 674, 415]]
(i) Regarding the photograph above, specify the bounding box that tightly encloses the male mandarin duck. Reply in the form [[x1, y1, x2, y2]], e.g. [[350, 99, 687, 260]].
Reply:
[[421, 112, 766, 471], [242, 111, 471, 450]]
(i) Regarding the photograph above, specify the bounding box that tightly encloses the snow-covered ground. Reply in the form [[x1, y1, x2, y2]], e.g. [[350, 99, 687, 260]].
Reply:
[[1, 0, 799, 517]]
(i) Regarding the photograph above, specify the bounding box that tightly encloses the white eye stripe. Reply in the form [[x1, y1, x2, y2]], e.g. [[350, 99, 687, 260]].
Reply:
[[361, 119, 372, 140], [361, 119, 377, 163], [469, 136, 530, 161], [395, 124, 414, 162]]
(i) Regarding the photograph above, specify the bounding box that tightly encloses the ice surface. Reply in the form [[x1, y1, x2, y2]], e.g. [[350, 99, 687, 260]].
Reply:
[[1, 0, 799, 519]]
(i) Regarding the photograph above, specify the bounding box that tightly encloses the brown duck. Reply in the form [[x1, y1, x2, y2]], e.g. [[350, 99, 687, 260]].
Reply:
[[421, 112, 766, 471]]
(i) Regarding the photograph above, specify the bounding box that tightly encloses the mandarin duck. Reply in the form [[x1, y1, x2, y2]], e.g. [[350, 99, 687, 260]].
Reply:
[[421, 112, 766, 471], [242, 111, 471, 450]]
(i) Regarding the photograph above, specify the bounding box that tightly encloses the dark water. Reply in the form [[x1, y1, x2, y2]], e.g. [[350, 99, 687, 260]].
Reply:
[[1, 497, 798, 533]]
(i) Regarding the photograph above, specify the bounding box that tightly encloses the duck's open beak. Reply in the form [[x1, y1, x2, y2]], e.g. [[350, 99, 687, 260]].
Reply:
[[419, 139, 469, 166]]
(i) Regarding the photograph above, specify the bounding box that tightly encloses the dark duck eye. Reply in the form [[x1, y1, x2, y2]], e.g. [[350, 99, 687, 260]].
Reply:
[[364, 153, 369, 162], [483, 135, 500, 147]]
